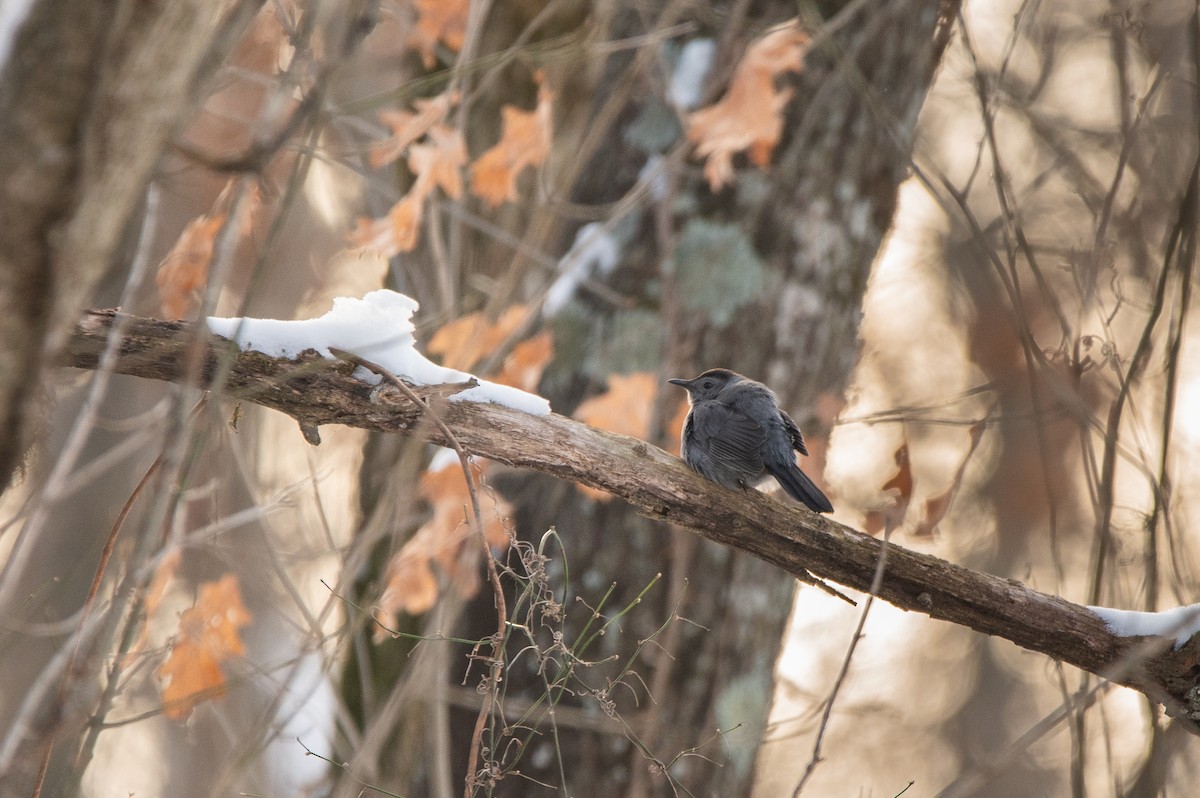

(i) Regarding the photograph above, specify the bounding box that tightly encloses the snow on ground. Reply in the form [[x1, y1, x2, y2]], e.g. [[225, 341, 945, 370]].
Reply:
[[207, 289, 551, 415], [0, 0, 35, 73]]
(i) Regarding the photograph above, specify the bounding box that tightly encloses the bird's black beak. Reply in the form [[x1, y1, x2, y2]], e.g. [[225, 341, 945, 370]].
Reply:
[[667, 378, 690, 388]]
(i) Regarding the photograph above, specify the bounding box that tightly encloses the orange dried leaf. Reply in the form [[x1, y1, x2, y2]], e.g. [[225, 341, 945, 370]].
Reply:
[[420, 462, 512, 553], [157, 574, 251, 720], [573, 373, 659, 500], [378, 554, 440, 617], [686, 19, 809, 189], [158, 641, 226, 720], [349, 192, 423, 257], [156, 214, 227, 319], [369, 92, 459, 169], [864, 442, 912, 536], [493, 331, 553, 392], [470, 74, 553, 207], [407, 124, 467, 199], [575, 372, 658, 438], [389, 192, 424, 252], [155, 182, 261, 319], [408, 0, 468, 68], [427, 305, 529, 371], [354, 123, 466, 256], [374, 460, 513, 637], [469, 150, 512, 207]]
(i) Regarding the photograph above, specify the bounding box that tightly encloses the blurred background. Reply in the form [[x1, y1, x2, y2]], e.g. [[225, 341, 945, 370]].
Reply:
[[1, 0, 1198, 796]]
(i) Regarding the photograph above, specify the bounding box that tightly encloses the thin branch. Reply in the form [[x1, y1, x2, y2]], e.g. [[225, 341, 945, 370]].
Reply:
[[330, 349, 509, 798], [1087, 154, 1200, 605], [59, 309, 1200, 731], [791, 532, 891, 796]]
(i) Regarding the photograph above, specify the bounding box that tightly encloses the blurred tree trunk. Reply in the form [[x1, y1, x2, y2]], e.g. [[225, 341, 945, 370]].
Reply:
[[0, 5, 256, 794], [0, 5, 374, 796], [387, 2, 960, 796], [0, 0, 252, 494]]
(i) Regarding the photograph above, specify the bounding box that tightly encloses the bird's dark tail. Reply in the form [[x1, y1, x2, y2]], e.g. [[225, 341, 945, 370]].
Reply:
[[768, 462, 834, 513]]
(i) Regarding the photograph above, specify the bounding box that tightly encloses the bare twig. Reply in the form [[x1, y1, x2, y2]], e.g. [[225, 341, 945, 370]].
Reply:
[[1087, 155, 1199, 606], [791, 531, 890, 796], [328, 349, 509, 798]]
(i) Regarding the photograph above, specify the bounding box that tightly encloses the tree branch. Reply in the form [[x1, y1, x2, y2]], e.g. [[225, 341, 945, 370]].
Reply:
[[63, 308, 1200, 730]]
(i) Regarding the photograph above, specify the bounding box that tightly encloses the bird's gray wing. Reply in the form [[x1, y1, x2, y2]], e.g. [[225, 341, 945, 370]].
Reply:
[[689, 400, 766, 474], [780, 410, 810, 456]]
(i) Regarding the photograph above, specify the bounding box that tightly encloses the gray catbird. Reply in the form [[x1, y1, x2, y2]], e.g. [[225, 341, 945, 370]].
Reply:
[[668, 369, 834, 513]]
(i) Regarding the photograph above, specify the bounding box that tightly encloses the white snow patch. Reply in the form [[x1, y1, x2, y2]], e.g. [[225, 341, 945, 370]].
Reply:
[[261, 652, 337, 795], [0, 0, 35, 73], [207, 289, 550, 415], [428, 446, 461, 472], [669, 38, 716, 110], [1176, 369, 1200, 448], [1088, 603, 1200, 649], [543, 223, 621, 317], [638, 154, 670, 202]]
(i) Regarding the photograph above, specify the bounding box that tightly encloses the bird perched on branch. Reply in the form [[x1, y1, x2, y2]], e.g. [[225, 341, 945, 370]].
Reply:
[[668, 368, 833, 513]]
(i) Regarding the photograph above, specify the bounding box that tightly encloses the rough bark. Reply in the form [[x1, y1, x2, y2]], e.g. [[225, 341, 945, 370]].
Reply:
[[63, 309, 1200, 729], [758, 0, 959, 406], [526, 2, 963, 792], [0, 0, 260, 492]]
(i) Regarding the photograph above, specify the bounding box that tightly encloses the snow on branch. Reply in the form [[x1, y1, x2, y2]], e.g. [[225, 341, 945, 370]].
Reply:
[[62, 302, 1200, 732], [207, 290, 550, 415], [1090, 604, 1200, 650]]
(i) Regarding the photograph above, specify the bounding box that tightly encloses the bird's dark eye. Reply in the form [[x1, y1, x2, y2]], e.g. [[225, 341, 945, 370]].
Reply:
[[702, 381, 712, 389]]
